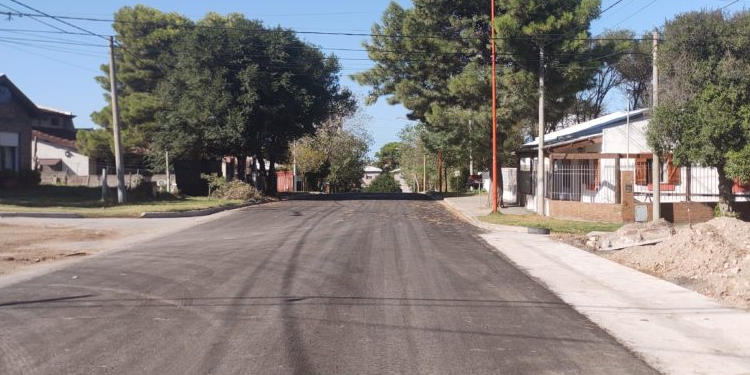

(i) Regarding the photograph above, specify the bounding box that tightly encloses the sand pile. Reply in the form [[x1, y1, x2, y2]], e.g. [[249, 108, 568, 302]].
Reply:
[[605, 217, 750, 308]]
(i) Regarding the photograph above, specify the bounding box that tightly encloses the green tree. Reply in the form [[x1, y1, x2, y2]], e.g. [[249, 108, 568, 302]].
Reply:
[[648, 10, 750, 215], [375, 142, 402, 172], [365, 173, 401, 193], [154, 13, 353, 193], [83, 5, 191, 162], [495, 0, 604, 133]]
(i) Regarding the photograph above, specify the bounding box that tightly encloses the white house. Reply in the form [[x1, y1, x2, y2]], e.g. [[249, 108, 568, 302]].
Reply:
[[32, 128, 94, 176], [518, 109, 749, 223], [389, 168, 411, 193], [362, 166, 382, 187]]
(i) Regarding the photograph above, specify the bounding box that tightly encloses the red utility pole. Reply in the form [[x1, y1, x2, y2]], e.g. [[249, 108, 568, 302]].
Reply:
[[491, 0, 498, 213]]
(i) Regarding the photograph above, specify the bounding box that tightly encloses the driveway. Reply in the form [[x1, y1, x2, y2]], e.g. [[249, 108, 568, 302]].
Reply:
[[0, 193, 656, 374]]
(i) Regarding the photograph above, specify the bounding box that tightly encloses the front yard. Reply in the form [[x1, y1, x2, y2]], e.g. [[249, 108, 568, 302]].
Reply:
[[479, 212, 622, 234], [0, 185, 244, 218]]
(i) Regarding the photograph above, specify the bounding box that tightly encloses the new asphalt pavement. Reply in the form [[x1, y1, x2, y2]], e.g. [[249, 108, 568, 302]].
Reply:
[[0, 193, 657, 374]]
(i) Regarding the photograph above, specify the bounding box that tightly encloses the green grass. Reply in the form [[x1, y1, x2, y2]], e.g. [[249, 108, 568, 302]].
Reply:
[[0, 185, 244, 218], [479, 212, 622, 234]]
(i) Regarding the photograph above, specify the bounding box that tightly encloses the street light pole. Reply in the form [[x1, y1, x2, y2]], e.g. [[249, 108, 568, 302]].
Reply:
[[491, 0, 498, 213]]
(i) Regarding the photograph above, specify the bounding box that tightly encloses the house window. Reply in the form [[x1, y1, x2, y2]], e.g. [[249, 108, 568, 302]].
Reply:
[[635, 156, 680, 186], [0, 145, 17, 171]]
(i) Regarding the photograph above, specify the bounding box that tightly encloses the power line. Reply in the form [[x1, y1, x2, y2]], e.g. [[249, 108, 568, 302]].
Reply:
[[613, 0, 658, 28], [0, 27, 101, 36], [0, 34, 106, 47], [600, 0, 626, 15], [7, 0, 108, 40], [0, 2, 69, 33], [720, 0, 741, 11], [0, 10, 656, 43]]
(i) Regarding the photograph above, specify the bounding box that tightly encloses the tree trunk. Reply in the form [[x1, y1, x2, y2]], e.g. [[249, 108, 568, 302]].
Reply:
[[716, 163, 737, 217], [437, 151, 443, 193], [268, 158, 277, 196], [236, 156, 246, 182], [256, 153, 267, 194]]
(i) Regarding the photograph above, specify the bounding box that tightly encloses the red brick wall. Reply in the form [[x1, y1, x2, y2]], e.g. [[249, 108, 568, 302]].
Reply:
[[548, 200, 624, 223]]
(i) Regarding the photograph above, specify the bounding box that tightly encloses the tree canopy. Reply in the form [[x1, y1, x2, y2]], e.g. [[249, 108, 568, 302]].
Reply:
[[648, 10, 750, 213]]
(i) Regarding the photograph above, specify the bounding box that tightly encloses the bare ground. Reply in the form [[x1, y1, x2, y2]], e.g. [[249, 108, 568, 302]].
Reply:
[[556, 217, 750, 309], [0, 222, 116, 275]]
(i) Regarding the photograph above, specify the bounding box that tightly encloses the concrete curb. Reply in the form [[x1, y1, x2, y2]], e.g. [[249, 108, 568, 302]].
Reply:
[[0, 212, 83, 219], [139, 201, 267, 218], [439, 199, 539, 234], [0, 200, 271, 220]]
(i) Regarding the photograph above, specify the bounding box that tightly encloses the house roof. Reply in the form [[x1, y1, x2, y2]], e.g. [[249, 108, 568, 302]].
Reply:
[[364, 166, 383, 173], [33, 129, 77, 150], [523, 109, 649, 150], [37, 158, 62, 167], [0, 74, 75, 118], [37, 105, 75, 117]]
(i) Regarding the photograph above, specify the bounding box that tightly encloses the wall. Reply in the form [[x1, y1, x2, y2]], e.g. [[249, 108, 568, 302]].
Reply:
[[601, 120, 650, 154], [35, 140, 91, 176], [0, 100, 32, 171], [548, 200, 624, 223]]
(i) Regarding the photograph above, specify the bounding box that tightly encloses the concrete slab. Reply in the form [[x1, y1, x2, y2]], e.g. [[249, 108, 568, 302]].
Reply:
[[444, 193, 750, 374], [480, 231, 750, 374]]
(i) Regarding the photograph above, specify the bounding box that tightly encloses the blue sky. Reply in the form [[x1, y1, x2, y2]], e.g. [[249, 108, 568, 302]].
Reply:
[[0, 0, 747, 154]]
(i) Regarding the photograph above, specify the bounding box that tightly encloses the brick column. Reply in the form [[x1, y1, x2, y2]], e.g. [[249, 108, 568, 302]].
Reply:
[[621, 171, 635, 222]]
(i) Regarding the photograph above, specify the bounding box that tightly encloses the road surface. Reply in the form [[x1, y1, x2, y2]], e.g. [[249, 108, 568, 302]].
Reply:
[[0, 193, 657, 374]]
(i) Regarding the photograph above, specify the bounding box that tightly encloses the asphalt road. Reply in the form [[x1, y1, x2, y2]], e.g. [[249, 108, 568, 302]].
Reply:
[[0, 193, 657, 374]]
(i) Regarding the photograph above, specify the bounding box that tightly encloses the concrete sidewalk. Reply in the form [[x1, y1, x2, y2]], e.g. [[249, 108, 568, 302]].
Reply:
[[445, 197, 750, 375]]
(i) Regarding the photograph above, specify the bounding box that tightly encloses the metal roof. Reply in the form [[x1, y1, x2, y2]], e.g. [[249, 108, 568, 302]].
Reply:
[[523, 109, 649, 150]]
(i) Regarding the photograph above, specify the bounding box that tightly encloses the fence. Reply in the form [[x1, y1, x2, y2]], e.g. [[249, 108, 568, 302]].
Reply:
[[546, 163, 618, 204], [631, 164, 750, 203], [41, 173, 172, 189]]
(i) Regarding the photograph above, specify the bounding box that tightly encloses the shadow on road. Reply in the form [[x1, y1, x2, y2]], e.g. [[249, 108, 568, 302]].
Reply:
[[281, 192, 434, 201]]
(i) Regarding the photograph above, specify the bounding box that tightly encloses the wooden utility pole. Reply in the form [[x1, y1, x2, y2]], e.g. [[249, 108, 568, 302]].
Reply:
[[423, 154, 426, 192], [536, 45, 546, 215], [651, 31, 660, 222], [437, 150, 443, 193], [469, 119, 474, 176], [109, 36, 126, 203], [165, 151, 171, 193], [491, 0, 499, 213]]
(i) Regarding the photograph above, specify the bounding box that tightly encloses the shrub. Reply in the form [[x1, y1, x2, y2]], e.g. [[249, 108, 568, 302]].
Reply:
[[201, 173, 263, 201], [726, 145, 750, 185], [365, 173, 401, 193], [18, 170, 41, 187], [0, 169, 40, 188]]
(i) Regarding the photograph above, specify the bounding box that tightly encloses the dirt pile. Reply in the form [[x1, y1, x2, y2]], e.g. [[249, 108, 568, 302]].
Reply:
[[587, 219, 675, 250], [605, 217, 750, 308]]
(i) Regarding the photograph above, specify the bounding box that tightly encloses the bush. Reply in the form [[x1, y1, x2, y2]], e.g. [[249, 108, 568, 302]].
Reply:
[[727, 145, 750, 185], [18, 170, 41, 187], [0, 169, 40, 188], [365, 173, 401, 193], [201, 173, 263, 201]]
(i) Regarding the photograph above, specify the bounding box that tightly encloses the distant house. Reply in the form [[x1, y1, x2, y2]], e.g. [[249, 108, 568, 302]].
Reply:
[[0, 74, 92, 177], [389, 168, 412, 193], [362, 166, 382, 187]]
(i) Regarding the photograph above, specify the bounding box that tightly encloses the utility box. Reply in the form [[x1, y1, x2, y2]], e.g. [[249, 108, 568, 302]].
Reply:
[[635, 205, 649, 222]]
